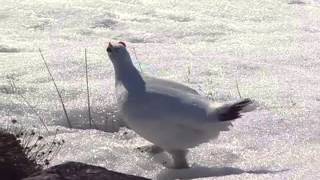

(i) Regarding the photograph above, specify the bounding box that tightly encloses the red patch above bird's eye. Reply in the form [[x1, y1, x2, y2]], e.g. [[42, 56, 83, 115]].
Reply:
[[119, 41, 126, 47]]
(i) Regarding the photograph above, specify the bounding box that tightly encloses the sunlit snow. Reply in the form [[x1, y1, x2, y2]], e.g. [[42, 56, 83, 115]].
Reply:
[[1, 0, 320, 179]]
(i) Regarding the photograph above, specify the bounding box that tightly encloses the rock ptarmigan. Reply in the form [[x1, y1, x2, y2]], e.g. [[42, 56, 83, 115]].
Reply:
[[106, 41, 255, 169]]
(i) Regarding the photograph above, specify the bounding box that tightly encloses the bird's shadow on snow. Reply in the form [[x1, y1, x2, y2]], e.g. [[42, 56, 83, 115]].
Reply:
[[150, 152, 288, 180], [156, 165, 288, 180]]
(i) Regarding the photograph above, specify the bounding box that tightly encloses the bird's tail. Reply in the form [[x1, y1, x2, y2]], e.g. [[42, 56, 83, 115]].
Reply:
[[216, 98, 256, 122]]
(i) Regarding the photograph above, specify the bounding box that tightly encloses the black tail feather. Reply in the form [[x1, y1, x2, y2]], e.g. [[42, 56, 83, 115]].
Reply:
[[218, 98, 253, 121]]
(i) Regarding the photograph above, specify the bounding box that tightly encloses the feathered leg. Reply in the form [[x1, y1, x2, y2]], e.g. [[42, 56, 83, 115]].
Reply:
[[169, 150, 189, 169]]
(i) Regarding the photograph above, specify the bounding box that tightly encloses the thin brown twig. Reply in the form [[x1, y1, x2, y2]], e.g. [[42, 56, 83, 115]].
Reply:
[[38, 48, 72, 128], [235, 79, 242, 99], [132, 47, 143, 73], [187, 66, 191, 83], [84, 48, 93, 128]]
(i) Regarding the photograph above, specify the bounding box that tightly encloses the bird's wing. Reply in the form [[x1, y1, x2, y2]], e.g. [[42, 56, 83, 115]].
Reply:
[[143, 75, 199, 95], [124, 84, 210, 126]]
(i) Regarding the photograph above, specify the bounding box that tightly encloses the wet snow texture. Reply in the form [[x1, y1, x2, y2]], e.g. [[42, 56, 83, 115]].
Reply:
[[1, 0, 320, 179]]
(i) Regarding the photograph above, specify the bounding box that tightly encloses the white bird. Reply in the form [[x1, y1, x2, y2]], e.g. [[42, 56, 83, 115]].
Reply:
[[106, 41, 255, 169]]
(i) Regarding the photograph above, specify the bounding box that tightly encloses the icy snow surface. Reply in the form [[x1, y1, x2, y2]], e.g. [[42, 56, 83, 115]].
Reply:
[[1, 0, 320, 179]]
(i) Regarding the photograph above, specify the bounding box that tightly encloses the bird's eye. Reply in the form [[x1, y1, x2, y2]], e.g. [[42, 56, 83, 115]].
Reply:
[[107, 47, 112, 52]]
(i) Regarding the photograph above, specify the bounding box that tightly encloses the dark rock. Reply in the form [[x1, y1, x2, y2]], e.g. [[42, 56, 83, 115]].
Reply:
[[0, 131, 41, 180], [24, 161, 150, 180]]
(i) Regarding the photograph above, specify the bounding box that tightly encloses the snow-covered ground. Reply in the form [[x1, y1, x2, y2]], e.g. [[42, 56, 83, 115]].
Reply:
[[1, 0, 320, 179]]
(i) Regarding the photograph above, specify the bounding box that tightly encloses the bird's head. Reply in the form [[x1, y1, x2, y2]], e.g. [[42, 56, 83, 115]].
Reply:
[[106, 41, 131, 66], [106, 41, 145, 93]]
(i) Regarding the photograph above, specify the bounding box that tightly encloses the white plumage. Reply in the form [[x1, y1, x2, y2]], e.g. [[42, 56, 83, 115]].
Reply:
[[106, 42, 255, 168]]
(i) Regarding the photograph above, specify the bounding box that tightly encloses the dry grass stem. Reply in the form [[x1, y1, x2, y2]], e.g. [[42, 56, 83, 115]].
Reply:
[[235, 79, 242, 99], [84, 48, 93, 128], [38, 48, 72, 128]]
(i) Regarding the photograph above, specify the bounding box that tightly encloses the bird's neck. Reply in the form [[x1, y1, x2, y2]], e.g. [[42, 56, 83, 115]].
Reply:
[[114, 60, 145, 95]]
